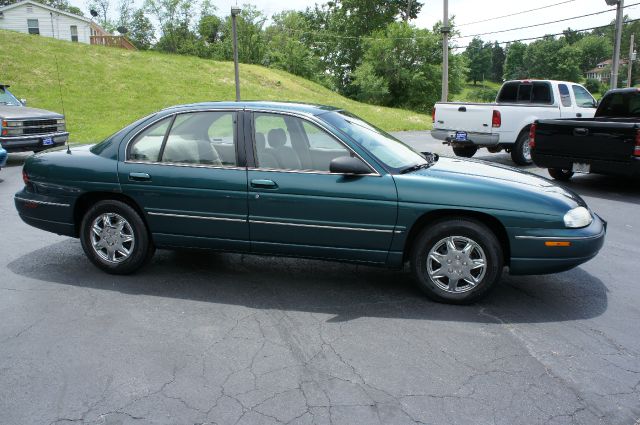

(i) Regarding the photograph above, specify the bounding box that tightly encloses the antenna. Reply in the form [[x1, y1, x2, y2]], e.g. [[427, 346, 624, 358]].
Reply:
[[49, 12, 69, 154]]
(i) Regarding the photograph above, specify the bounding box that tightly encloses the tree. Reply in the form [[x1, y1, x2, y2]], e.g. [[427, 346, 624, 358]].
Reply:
[[575, 35, 612, 73], [490, 42, 505, 83], [128, 9, 154, 50], [145, 0, 197, 54], [217, 5, 267, 64], [503, 42, 527, 80], [88, 0, 113, 30], [465, 37, 492, 85]]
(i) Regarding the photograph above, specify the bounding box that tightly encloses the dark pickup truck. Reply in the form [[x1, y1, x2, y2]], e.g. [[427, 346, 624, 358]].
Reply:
[[530, 88, 640, 180]]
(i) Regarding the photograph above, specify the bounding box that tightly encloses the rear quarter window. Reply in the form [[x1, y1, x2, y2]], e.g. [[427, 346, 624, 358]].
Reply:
[[497, 82, 553, 105]]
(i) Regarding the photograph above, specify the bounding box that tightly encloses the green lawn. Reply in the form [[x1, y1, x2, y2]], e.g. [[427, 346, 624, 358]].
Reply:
[[0, 30, 431, 143], [451, 81, 501, 103]]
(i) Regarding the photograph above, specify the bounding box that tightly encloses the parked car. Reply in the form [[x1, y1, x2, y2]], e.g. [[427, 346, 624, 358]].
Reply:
[[0, 145, 7, 169], [432, 80, 598, 165], [0, 84, 68, 153], [531, 88, 640, 180], [14, 102, 606, 304]]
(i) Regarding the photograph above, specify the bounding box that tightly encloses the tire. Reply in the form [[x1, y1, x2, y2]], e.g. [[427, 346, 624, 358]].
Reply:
[[452, 146, 478, 158], [80, 200, 154, 274], [410, 219, 504, 304], [511, 130, 533, 165], [548, 168, 574, 181]]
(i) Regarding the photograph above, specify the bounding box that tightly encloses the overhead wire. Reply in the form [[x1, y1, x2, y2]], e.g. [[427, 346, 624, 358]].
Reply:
[[456, 0, 576, 27]]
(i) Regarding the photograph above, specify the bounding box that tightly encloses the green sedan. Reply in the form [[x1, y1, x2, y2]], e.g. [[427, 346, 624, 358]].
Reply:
[[14, 102, 606, 304]]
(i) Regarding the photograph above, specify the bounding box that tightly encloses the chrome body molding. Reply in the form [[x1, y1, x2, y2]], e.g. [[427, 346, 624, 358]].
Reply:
[[514, 230, 605, 241], [249, 219, 394, 233], [14, 196, 70, 207], [147, 211, 247, 223]]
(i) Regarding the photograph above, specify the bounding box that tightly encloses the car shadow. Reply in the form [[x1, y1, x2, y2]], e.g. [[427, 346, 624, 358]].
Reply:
[[7, 240, 608, 324]]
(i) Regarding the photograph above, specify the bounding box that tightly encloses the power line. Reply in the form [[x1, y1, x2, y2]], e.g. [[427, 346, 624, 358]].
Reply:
[[457, 0, 576, 27], [455, 2, 640, 40], [454, 17, 640, 50]]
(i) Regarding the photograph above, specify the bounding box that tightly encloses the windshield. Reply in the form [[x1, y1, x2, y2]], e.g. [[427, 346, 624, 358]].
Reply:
[[321, 111, 426, 171], [0, 87, 22, 106]]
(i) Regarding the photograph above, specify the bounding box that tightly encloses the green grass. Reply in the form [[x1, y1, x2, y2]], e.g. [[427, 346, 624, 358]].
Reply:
[[0, 30, 432, 143], [451, 81, 501, 103]]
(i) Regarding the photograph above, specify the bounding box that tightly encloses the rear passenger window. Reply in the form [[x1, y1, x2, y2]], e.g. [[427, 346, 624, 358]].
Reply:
[[162, 112, 237, 166], [559, 84, 572, 107], [128, 118, 171, 162]]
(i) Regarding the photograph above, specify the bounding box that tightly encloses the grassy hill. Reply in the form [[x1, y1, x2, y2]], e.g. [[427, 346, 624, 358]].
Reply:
[[0, 30, 431, 143]]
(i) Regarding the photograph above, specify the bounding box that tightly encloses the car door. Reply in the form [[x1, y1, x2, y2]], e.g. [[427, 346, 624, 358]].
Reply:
[[245, 111, 398, 264], [118, 110, 250, 251], [571, 84, 598, 118]]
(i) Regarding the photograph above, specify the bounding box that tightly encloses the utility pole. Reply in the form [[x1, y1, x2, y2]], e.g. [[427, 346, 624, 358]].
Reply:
[[608, 0, 624, 89], [231, 6, 241, 102], [627, 33, 635, 87], [441, 0, 449, 102]]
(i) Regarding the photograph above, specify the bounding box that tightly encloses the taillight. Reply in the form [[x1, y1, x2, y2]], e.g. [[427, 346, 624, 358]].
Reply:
[[432, 107, 436, 123], [635, 129, 640, 157], [22, 169, 30, 185], [529, 123, 537, 149], [492, 110, 501, 128]]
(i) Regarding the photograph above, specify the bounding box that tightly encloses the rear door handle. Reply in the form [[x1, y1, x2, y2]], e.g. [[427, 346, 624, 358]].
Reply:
[[573, 128, 589, 136], [129, 172, 151, 181], [458, 106, 466, 112], [250, 179, 278, 189], [576, 113, 582, 117]]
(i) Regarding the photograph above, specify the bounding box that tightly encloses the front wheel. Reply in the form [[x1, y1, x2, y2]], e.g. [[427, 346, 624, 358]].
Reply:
[[511, 131, 533, 165], [452, 146, 478, 158], [80, 200, 154, 274], [548, 168, 574, 181], [410, 219, 504, 304]]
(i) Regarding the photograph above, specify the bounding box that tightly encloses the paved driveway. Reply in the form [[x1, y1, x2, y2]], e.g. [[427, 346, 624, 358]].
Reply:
[[0, 133, 639, 425]]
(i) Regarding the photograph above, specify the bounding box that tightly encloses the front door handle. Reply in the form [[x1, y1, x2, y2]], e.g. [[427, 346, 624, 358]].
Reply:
[[576, 112, 582, 118], [250, 179, 278, 189], [573, 128, 589, 136], [129, 172, 151, 181]]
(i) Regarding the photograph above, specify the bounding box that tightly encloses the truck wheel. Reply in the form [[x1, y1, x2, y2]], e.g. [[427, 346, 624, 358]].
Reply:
[[548, 168, 574, 181], [80, 200, 155, 274], [410, 218, 503, 304], [452, 146, 478, 158], [511, 131, 533, 165]]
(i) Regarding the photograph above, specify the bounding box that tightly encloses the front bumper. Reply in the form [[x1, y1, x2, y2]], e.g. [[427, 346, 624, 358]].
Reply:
[[508, 213, 606, 275], [532, 152, 640, 178], [431, 129, 500, 146], [0, 132, 69, 152]]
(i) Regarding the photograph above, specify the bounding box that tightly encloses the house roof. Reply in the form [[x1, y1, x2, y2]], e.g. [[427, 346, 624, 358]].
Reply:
[[0, 0, 91, 23]]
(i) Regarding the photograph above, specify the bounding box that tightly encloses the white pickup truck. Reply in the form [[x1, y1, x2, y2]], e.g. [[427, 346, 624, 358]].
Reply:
[[431, 80, 598, 164]]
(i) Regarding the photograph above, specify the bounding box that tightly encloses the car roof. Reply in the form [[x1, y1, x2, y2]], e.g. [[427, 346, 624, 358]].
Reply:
[[161, 101, 342, 116]]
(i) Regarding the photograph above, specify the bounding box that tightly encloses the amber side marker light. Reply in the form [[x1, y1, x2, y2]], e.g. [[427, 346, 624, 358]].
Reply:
[[545, 241, 571, 247]]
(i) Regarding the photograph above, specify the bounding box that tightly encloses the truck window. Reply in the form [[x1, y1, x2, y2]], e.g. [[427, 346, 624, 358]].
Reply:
[[572, 85, 596, 108], [558, 84, 572, 107], [531, 82, 552, 104], [596, 92, 640, 117], [498, 81, 553, 104], [497, 82, 518, 102], [517, 84, 532, 102]]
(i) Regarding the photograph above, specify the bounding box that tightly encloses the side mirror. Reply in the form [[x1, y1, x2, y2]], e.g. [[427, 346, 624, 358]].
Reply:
[[329, 156, 372, 175], [20, 98, 27, 106]]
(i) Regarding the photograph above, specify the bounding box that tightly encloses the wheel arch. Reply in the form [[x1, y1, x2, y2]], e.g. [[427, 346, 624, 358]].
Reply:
[[73, 192, 149, 237], [402, 209, 510, 265]]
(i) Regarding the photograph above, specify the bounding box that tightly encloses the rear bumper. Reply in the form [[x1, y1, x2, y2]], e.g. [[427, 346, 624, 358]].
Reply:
[[431, 129, 500, 146], [532, 152, 640, 177], [508, 214, 606, 275], [14, 189, 76, 237], [0, 132, 69, 152]]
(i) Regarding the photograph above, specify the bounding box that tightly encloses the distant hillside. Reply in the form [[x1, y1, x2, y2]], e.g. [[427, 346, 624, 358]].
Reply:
[[0, 30, 431, 143]]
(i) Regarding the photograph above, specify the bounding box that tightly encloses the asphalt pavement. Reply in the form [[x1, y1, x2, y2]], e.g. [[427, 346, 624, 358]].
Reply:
[[0, 132, 639, 425]]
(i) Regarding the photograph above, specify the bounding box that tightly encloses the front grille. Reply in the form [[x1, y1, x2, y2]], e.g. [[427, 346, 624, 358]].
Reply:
[[23, 126, 58, 135], [23, 119, 58, 127]]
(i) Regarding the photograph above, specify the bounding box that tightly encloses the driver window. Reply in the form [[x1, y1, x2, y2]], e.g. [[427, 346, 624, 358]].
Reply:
[[161, 112, 237, 166], [572, 85, 596, 108]]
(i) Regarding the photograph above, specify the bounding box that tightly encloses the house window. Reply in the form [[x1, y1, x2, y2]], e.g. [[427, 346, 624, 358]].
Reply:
[[27, 19, 39, 35], [26, 5, 33, 13], [70, 25, 78, 42]]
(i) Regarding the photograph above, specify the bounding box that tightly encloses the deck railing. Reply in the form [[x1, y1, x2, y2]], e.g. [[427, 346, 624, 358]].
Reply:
[[90, 36, 136, 51]]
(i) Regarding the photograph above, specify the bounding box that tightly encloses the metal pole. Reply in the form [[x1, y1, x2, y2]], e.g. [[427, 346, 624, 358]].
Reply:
[[231, 7, 241, 102], [441, 0, 449, 102], [627, 33, 634, 87], [611, 0, 624, 89]]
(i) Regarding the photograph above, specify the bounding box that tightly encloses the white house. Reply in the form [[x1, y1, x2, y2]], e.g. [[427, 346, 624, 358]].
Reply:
[[0, 0, 109, 44]]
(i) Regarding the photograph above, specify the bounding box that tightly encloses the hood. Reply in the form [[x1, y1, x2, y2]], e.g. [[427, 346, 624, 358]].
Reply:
[[0, 105, 64, 120], [394, 156, 585, 219]]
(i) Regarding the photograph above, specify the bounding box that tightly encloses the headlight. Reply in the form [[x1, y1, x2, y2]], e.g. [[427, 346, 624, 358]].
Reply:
[[564, 206, 592, 228]]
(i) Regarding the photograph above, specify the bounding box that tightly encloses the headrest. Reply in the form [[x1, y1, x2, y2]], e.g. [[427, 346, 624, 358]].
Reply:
[[268, 128, 287, 148], [255, 132, 266, 150]]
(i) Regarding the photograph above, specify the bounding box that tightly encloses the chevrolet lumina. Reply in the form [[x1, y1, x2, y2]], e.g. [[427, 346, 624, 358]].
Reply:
[[14, 102, 606, 304]]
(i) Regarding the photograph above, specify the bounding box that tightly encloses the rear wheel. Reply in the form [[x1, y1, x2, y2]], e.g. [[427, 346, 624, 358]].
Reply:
[[452, 146, 478, 158], [80, 200, 154, 274], [410, 219, 503, 304], [511, 130, 533, 165], [548, 168, 574, 181]]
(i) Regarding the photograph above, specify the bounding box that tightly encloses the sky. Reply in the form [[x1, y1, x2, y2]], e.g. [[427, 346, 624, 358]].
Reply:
[[68, 0, 640, 48]]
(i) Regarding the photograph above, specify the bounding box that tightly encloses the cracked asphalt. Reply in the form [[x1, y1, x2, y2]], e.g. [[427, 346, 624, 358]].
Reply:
[[0, 132, 639, 425]]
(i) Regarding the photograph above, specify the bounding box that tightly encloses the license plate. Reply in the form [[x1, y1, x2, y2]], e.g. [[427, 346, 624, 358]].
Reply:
[[572, 162, 591, 173], [41, 137, 54, 146], [454, 131, 468, 142]]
